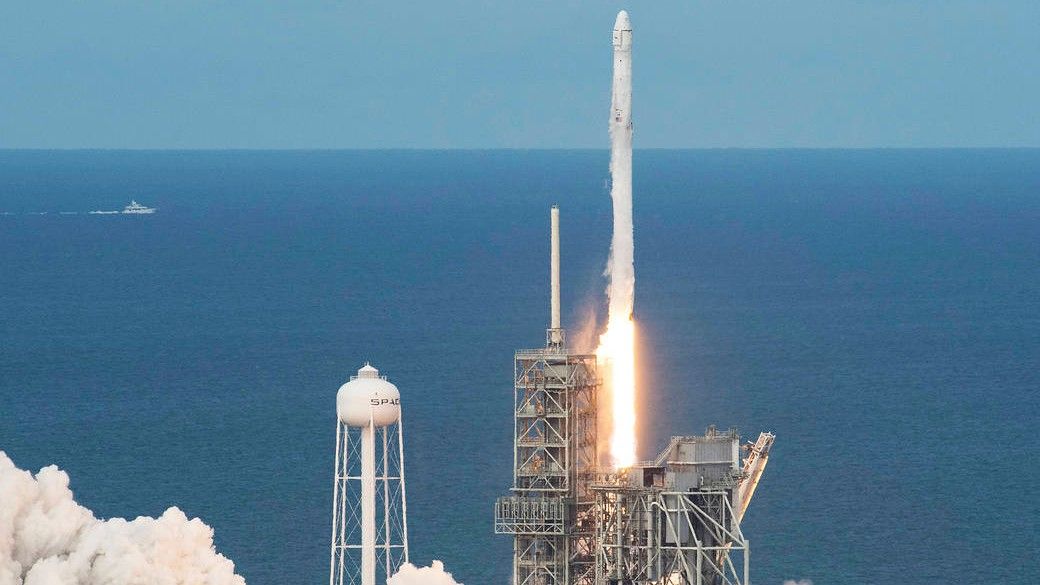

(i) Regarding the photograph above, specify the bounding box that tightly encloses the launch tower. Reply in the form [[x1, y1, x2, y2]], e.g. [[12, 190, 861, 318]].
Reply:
[[494, 207, 601, 585]]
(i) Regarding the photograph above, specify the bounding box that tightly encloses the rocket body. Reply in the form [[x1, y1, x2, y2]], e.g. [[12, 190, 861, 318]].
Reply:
[[608, 10, 633, 321], [612, 11, 633, 133]]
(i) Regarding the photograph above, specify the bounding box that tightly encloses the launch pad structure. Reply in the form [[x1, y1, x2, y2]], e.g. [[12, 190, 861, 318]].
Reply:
[[494, 206, 775, 585], [591, 429, 774, 585], [495, 341, 600, 585], [494, 206, 600, 585]]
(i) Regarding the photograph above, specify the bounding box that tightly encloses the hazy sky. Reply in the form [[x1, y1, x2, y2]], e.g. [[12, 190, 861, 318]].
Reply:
[[1, 1, 1037, 148]]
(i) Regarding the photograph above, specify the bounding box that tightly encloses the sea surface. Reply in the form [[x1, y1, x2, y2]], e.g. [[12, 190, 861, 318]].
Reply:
[[1, 149, 1038, 585]]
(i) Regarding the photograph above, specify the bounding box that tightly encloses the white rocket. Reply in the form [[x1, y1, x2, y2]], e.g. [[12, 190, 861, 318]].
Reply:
[[606, 10, 634, 322], [612, 11, 633, 136]]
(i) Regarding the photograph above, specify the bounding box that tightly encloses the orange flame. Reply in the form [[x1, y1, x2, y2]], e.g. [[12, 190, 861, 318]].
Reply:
[[597, 315, 636, 468]]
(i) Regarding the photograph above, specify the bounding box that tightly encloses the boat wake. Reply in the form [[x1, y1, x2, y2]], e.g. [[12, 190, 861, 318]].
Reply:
[[0, 200, 159, 216]]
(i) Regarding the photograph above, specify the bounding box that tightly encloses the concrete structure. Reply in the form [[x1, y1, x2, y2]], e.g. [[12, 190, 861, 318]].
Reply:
[[330, 364, 409, 585]]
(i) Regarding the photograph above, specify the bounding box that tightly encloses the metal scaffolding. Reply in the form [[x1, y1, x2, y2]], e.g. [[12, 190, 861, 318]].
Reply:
[[494, 205, 774, 585], [591, 428, 762, 585], [496, 344, 600, 585], [329, 420, 408, 585]]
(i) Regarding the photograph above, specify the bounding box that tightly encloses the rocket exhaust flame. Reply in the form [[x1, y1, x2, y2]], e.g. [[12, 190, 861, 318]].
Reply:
[[597, 317, 636, 468], [597, 10, 637, 469]]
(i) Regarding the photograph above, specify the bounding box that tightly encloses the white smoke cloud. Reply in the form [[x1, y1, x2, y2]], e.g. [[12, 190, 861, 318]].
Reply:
[[782, 580, 813, 585], [387, 561, 461, 585], [0, 451, 246, 585]]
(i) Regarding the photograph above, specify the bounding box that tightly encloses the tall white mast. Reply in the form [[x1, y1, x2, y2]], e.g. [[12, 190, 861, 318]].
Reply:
[[549, 205, 563, 347]]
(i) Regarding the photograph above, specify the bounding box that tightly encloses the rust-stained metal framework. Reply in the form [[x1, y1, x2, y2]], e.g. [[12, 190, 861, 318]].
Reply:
[[499, 408, 775, 585], [495, 349, 774, 585], [590, 428, 774, 585], [493, 206, 774, 585], [592, 482, 750, 585], [495, 341, 599, 585]]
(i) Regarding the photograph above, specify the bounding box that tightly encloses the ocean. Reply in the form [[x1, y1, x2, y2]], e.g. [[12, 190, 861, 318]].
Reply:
[[1, 149, 1037, 584]]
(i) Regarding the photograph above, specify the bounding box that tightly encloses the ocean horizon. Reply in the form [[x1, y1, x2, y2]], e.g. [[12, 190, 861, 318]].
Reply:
[[2, 148, 1037, 584]]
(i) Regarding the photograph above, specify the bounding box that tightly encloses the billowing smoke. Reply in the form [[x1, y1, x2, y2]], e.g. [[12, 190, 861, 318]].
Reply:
[[0, 451, 245, 585], [387, 561, 462, 585], [568, 302, 601, 355]]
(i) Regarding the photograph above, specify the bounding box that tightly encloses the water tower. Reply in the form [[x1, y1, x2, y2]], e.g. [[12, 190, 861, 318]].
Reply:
[[329, 363, 409, 585]]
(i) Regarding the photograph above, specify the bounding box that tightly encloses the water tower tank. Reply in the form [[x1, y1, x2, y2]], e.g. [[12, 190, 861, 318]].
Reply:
[[337, 363, 401, 428]]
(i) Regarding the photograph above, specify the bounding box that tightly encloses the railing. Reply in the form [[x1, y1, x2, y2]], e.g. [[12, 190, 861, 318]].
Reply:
[[494, 496, 566, 535]]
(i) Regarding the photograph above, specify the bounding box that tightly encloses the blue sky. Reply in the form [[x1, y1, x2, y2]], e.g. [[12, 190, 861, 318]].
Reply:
[[1, 1, 1037, 148]]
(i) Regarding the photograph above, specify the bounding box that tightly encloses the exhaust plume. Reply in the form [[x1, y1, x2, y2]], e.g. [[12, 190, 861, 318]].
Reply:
[[387, 561, 462, 585], [0, 451, 245, 585]]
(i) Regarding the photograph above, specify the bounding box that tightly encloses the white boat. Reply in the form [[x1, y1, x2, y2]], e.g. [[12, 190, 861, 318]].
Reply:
[[121, 200, 156, 214]]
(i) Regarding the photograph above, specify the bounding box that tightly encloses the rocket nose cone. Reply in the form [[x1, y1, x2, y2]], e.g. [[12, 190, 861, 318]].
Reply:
[[614, 10, 631, 31]]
